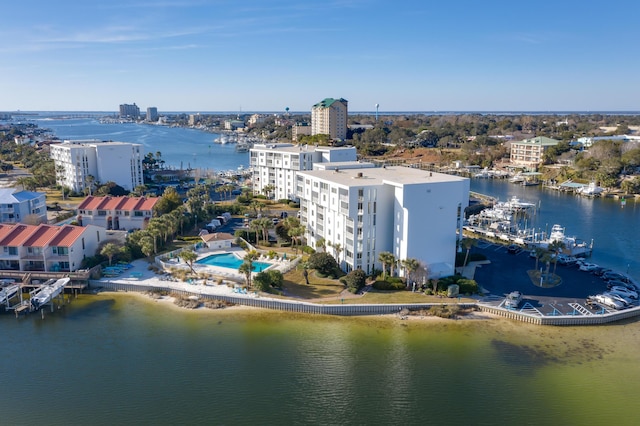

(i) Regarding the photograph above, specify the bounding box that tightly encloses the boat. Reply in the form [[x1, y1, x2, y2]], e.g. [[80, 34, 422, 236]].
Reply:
[[30, 277, 70, 311], [509, 174, 525, 183], [504, 291, 522, 309], [0, 284, 20, 305], [532, 224, 593, 257], [576, 182, 604, 197]]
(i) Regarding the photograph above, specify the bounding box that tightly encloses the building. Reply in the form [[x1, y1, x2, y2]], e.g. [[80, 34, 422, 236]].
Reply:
[[76, 195, 158, 230], [224, 119, 245, 131], [50, 140, 144, 193], [0, 223, 106, 272], [0, 189, 47, 224], [311, 98, 348, 140], [147, 107, 158, 122], [250, 143, 358, 200], [510, 136, 560, 167], [119, 103, 140, 119], [200, 232, 235, 250], [188, 114, 202, 126], [248, 114, 267, 126], [296, 166, 469, 278], [292, 122, 312, 141]]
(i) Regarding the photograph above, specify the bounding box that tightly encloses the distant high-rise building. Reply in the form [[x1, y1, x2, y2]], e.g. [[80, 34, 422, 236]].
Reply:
[[311, 98, 348, 140], [146, 107, 158, 122], [119, 103, 140, 119]]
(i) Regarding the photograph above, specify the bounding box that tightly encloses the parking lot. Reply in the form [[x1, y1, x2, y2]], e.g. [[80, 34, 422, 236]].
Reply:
[[472, 241, 639, 316]]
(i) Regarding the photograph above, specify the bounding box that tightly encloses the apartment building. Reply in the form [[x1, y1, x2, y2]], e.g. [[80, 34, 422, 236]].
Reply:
[[76, 195, 158, 231], [250, 143, 357, 200], [0, 188, 47, 224], [119, 103, 140, 119], [296, 166, 469, 278], [292, 122, 312, 141], [0, 223, 106, 272], [50, 140, 144, 193], [147, 107, 158, 122], [510, 136, 559, 167], [311, 98, 348, 140]]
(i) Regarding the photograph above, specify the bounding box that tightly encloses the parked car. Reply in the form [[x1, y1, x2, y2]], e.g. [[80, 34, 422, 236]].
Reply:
[[608, 285, 638, 300], [588, 294, 626, 310], [602, 271, 631, 283], [507, 245, 522, 254], [579, 262, 599, 272], [603, 292, 632, 307]]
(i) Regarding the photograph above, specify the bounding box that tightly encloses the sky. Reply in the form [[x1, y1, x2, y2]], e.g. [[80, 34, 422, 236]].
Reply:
[[1, 0, 639, 112]]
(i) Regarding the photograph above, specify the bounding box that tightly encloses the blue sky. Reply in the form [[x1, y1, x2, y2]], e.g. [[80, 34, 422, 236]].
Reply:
[[1, 0, 639, 112]]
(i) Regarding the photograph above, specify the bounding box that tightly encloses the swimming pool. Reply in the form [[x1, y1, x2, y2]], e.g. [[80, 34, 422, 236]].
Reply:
[[196, 253, 272, 272]]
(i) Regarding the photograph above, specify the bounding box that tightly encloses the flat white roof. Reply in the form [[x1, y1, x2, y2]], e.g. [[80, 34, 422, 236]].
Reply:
[[299, 166, 468, 187], [251, 144, 355, 154]]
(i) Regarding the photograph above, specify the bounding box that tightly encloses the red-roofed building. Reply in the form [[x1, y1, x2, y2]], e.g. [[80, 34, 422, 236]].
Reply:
[[77, 195, 158, 230], [0, 223, 106, 272]]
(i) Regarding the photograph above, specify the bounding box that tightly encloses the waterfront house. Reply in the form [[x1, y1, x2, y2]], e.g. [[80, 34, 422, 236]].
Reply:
[[76, 195, 158, 231], [0, 223, 105, 272], [296, 166, 469, 278], [0, 188, 47, 224]]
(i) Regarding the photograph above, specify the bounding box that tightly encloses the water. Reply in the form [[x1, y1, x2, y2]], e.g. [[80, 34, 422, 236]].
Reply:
[[35, 118, 250, 171], [2, 294, 639, 425], [470, 179, 639, 279], [197, 252, 272, 271]]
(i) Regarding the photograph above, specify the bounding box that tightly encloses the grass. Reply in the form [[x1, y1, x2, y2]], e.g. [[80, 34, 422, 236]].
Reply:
[[280, 267, 477, 305]]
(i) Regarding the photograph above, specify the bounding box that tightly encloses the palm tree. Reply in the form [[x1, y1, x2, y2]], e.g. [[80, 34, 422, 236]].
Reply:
[[249, 220, 262, 243], [315, 237, 326, 253], [332, 242, 343, 265], [100, 242, 122, 266], [540, 251, 553, 284], [533, 247, 547, 271], [378, 251, 395, 279], [401, 258, 420, 286], [179, 250, 198, 274], [145, 223, 163, 254], [460, 237, 477, 267], [388, 253, 398, 277], [85, 174, 96, 196], [549, 240, 566, 275], [288, 226, 304, 253], [238, 262, 253, 287]]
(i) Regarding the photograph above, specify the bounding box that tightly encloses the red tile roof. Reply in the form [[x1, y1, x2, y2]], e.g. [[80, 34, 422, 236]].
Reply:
[[0, 224, 89, 248], [77, 195, 159, 212], [48, 225, 86, 247], [23, 224, 60, 247]]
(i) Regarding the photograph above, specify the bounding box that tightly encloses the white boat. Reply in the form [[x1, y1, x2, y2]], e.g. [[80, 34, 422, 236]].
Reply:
[[533, 224, 593, 257], [30, 277, 70, 311], [576, 182, 604, 197], [0, 284, 20, 305], [504, 291, 523, 309], [509, 174, 525, 183]]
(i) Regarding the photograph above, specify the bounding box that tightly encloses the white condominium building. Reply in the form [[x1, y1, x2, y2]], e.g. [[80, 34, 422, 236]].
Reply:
[[311, 98, 348, 140], [296, 166, 469, 278], [50, 140, 144, 193], [250, 143, 357, 200]]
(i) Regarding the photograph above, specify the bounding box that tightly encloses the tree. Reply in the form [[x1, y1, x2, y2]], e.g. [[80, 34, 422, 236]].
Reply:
[[401, 258, 420, 286], [238, 261, 254, 287], [331, 242, 343, 265], [84, 175, 96, 196], [549, 240, 566, 275], [100, 242, 123, 266], [154, 186, 182, 214], [460, 237, 477, 266], [533, 247, 547, 271], [315, 237, 326, 253], [179, 250, 198, 274], [378, 251, 395, 279], [343, 269, 367, 293], [307, 252, 340, 278], [253, 270, 284, 292]]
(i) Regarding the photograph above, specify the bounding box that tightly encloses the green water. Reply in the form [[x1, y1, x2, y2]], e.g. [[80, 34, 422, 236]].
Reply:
[[1, 294, 638, 425]]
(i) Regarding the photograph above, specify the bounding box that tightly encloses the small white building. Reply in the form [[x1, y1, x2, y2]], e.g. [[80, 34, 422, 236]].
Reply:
[[201, 232, 235, 250], [297, 166, 469, 278], [0, 188, 47, 224], [50, 140, 144, 193], [250, 143, 357, 200]]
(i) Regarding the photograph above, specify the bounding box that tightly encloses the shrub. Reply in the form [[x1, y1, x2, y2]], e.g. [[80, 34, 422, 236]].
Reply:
[[307, 252, 341, 278], [372, 280, 405, 291], [301, 245, 315, 255], [343, 269, 367, 293], [288, 202, 300, 208], [457, 278, 479, 294]]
